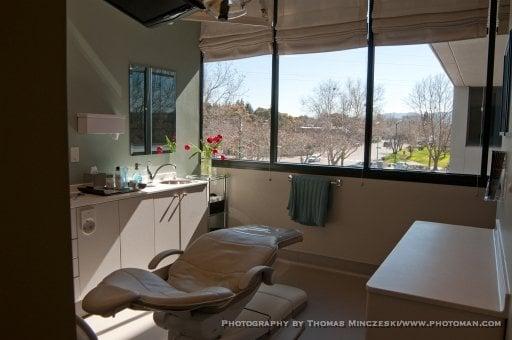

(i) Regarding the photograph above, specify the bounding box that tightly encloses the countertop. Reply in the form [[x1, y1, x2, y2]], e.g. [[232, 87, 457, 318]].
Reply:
[[70, 180, 207, 209], [366, 221, 507, 318]]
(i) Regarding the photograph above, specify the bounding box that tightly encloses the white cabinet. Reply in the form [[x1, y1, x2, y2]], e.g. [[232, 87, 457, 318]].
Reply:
[[77, 201, 121, 300], [71, 183, 208, 300], [154, 192, 181, 268], [70, 208, 79, 302], [154, 185, 208, 266], [180, 186, 208, 250], [119, 197, 155, 269]]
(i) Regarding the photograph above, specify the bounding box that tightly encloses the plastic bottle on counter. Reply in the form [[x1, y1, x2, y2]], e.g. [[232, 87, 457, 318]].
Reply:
[[114, 166, 122, 189], [132, 163, 143, 184], [120, 166, 128, 188]]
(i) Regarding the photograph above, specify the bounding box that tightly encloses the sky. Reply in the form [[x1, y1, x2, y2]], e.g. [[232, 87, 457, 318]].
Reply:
[[205, 44, 449, 116]]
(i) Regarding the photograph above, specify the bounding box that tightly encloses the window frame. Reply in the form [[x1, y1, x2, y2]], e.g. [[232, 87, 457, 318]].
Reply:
[[129, 64, 177, 156], [202, 0, 499, 187]]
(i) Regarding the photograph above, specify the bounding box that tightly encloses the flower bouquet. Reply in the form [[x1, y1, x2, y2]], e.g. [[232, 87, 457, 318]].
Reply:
[[185, 134, 226, 176]]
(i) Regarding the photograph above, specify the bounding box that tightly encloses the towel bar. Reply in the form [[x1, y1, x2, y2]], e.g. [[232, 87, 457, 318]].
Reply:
[[288, 174, 342, 187]]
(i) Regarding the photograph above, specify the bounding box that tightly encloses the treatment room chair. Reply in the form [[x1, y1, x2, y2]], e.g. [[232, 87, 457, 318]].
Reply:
[[82, 225, 308, 339]]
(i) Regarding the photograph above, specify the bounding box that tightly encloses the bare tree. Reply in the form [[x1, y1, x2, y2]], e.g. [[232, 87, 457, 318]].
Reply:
[[302, 79, 340, 116], [204, 62, 246, 105], [406, 74, 453, 171], [203, 62, 270, 161], [300, 78, 367, 166]]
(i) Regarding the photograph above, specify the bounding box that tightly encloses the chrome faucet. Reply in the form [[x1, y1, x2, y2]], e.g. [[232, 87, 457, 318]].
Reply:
[[147, 163, 177, 182]]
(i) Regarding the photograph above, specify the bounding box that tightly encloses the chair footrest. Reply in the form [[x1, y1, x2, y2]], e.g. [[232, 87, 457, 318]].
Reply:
[[221, 284, 307, 339]]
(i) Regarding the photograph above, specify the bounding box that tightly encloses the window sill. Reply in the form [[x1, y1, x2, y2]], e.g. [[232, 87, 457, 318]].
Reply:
[[213, 160, 485, 187]]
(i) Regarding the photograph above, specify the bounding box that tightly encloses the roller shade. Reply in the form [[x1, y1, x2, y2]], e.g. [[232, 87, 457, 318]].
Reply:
[[276, 0, 368, 55], [373, 0, 490, 46], [200, 22, 273, 61], [498, 0, 510, 35]]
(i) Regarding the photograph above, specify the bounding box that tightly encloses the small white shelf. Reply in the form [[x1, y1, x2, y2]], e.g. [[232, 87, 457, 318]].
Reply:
[[77, 113, 126, 135]]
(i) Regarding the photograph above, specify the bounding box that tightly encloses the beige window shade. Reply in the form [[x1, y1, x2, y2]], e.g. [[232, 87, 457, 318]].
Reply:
[[276, 0, 368, 55], [200, 21, 273, 62], [373, 0, 490, 46], [498, 0, 510, 35]]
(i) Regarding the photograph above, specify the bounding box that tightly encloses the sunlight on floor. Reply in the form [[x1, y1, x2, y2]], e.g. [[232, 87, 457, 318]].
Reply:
[[86, 309, 166, 340]]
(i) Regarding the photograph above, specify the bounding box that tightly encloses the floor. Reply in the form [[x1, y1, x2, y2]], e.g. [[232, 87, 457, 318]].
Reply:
[[85, 259, 369, 340]]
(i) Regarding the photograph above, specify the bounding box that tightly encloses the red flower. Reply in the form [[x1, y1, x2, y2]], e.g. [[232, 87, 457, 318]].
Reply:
[[184, 144, 191, 151], [216, 134, 223, 142], [206, 136, 214, 144], [212, 149, 219, 155], [156, 146, 164, 154], [220, 154, 227, 160]]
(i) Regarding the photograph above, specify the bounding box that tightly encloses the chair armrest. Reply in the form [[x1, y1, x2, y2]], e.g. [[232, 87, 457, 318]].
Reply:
[[148, 249, 183, 270], [238, 265, 274, 290]]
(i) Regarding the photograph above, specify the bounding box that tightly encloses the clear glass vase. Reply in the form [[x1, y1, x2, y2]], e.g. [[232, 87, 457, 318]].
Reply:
[[200, 153, 212, 177]]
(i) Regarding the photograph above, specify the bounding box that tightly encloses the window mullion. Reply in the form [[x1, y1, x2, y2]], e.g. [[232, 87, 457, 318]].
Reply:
[[363, 0, 375, 171], [480, 0, 498, 178], [145, 67, 153, 155], [270, 0, 279, 164]]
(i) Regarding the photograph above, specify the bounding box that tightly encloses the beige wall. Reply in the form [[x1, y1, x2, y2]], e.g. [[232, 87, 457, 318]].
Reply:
[[498, 120, 512, 340], [221, 168, 496, 265], [67, 0, 201, 183], [2, 1, 76, 339], [496, 8, 512, 340]]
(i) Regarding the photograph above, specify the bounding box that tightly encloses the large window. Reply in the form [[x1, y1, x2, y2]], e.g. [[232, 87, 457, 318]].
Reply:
[[370, 44, 460, 173], [200, 0, 505, 185], [277, 49, 367, 167], [203, 55, 272, 161]]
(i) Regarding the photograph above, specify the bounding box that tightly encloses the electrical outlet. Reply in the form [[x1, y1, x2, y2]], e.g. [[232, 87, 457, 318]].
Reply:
[[70, 147, 79, 163]]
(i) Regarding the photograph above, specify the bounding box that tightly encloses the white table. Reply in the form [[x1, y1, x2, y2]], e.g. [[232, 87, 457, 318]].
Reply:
[[365, 221, 508, 340]]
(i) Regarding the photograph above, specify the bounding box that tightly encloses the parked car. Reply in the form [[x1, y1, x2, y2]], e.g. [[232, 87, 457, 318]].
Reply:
[[304, 155, 321, 163], [394, 162, 409, 170]]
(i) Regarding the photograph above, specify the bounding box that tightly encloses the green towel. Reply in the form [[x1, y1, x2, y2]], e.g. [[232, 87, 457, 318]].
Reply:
[[287, 175, 331, 226]]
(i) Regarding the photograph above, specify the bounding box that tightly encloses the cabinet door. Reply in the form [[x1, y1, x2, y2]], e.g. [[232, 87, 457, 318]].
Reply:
[[77, 201, 120, 300], [119, 197, 155, 269], [180, 185, 208, 250], [154, 192, 181, 268]]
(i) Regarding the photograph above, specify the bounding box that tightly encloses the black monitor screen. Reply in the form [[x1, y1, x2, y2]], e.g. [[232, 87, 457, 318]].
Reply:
[[105, 0, 197, 26]]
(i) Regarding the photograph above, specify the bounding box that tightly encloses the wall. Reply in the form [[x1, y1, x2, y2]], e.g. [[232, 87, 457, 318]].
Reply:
[[496, 7, 512, 339], [450, 86, 482, 175], [221, 168, 496, 265], [67, 0, 201, 184], [2, 1, 76, 339], [498, 113, 512, 340]]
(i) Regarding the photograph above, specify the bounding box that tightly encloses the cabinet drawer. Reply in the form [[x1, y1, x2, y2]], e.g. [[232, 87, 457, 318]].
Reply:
[[119, 197, 155, 269], [70, 208, 77, 239], [154, 192, 181, 269], [180, 185, 208, 250], [73, 277, 80, 302], [72, 258, 79, 278], [71, 239, 78, 259], [77, 202, 121, 301]]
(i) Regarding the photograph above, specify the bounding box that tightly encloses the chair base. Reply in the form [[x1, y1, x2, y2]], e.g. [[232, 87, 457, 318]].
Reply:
[[157, 284, 308, 340]]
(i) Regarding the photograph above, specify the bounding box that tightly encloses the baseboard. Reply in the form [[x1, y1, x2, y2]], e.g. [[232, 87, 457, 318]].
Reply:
[[278, 249, 378, 277]]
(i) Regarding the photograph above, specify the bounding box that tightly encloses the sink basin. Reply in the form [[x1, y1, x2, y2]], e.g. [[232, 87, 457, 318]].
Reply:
[[159, 179, 193, 185]]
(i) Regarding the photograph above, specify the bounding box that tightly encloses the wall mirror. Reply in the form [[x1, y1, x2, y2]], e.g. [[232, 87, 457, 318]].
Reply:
[[129, 64, 176, 155]]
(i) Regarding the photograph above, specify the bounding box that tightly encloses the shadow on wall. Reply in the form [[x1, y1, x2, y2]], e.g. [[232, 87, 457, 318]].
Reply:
[[67, 19, 123, 125]]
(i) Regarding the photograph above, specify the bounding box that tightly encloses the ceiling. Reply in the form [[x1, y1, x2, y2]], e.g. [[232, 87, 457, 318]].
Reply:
[[431, 34, 508, 87]]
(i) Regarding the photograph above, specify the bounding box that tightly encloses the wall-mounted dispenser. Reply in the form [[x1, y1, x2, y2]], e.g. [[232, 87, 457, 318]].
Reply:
[[77, 113, 126, 139]]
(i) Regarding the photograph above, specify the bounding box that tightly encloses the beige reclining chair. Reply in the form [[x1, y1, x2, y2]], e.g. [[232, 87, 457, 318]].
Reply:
[[82, 226, 307, 339]]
